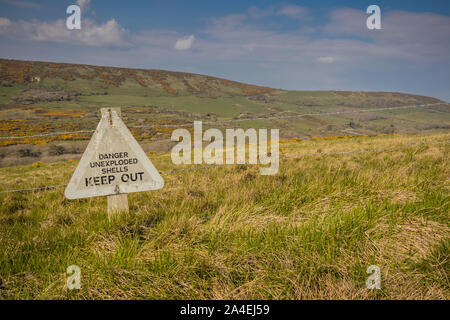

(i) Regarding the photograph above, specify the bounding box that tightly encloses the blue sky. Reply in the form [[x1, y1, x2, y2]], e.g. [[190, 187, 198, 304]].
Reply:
[[0, 0, 449, 101]]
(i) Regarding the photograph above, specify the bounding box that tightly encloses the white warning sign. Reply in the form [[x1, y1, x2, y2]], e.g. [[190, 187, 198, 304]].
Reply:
[[65, 108, 164, 199]]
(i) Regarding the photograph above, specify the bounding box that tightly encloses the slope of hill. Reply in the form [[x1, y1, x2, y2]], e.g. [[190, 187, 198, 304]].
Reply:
[[0, 58, 449, 167], [0, 132, 448, 299]]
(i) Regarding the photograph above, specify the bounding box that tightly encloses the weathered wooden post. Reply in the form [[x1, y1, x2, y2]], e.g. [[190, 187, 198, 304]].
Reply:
[[107, 193, 129, 217], [102, 108, 129, 218], [64, 107, 164, 220]]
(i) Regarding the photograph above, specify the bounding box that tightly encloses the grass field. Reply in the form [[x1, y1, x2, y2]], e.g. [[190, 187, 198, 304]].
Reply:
[[0, 132, 448, 299]]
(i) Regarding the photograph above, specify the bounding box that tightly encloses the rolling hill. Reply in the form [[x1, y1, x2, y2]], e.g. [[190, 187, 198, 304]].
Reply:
[[0, 58, 449, 167]]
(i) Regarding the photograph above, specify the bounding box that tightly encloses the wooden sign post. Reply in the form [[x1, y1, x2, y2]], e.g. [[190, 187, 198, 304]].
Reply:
[[64, 107, 164, 219], [108, 193, 129, 217]]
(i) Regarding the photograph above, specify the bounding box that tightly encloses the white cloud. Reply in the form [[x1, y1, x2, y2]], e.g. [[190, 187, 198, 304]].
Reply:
[[174, 34, 195, 50], [248, 5, 307, 20], [210, 14, 246, 33], [323, 8, 368, 36], [0, 17, 130, 47], [0, 17, 11, 27], [317, 56, 335, 63], [323, 8, 450, 61]]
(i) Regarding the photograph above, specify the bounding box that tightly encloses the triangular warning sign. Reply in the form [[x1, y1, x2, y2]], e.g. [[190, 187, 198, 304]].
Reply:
[[65, 108, 164, 199]]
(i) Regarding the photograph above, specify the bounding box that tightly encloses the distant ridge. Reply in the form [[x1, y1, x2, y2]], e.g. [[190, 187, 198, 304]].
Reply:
[[0, 58, 274, 97], [0, 58, 443, 103]]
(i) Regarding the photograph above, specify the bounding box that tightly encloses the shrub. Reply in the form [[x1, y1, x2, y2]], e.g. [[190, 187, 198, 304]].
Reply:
[[18, 148, 41, 158], [349, 121, 361, 129], [68, 145, 82, 154], [49, 145, 66, 156]]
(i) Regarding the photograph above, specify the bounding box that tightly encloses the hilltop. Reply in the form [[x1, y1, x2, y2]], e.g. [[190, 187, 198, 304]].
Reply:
[[0, 58, 449, 166]]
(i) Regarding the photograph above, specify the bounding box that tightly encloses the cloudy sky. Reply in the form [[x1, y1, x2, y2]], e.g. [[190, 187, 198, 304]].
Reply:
[[0, 0, 449, 101]]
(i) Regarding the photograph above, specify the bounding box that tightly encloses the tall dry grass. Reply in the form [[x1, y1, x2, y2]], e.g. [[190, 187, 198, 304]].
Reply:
[[0, 132, 448, 299]]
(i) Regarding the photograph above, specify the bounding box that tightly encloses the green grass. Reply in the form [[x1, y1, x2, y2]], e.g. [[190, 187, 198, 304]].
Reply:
[[78, 95, 267, 117], [0, 84, 26, 103], [0, 133, 448, 299]]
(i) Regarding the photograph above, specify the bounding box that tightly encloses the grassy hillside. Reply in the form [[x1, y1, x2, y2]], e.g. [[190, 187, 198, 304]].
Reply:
[[0, 132, 448, 299], [1, 58, 449, 167]]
